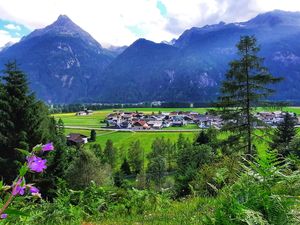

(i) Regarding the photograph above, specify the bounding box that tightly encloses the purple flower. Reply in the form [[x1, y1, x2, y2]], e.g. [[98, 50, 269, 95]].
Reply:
[[0, 214, 7, 219], [12, 179, 25, 196], [42, 143, 54, 152], [29, 186, 39, 194], [27, 156, 47, 173]]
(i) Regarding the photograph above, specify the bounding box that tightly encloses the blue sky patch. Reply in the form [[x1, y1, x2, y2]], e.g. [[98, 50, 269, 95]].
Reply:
[[127, 25, 146, 36], [0, 19, 31, 38], [156, 1, 167, 17]]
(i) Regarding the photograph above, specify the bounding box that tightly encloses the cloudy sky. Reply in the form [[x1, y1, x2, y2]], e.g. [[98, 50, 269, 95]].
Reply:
[[0, 0, 300, 47]]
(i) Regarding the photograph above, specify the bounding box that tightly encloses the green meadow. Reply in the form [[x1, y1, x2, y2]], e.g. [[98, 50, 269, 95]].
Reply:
[[63, 128, 197, 160], [53, 107, 300, 156]]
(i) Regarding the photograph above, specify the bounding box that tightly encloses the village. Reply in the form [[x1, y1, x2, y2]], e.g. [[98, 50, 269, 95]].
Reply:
[[103, 110, 222, 130], [73, 110, 300, 131]]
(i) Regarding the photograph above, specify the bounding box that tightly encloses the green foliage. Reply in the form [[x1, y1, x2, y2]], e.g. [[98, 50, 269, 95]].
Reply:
[[150, 137, 176, 171], [0, 62, 55, 183], [65, 148, 113, 190], [288, 136, 300, 158], [128, 140, 144, 174], [89, 143, 103, 159], [103, 139, 117, 169], [57, 118, 65, 136], [120, 158, 131, 176], [7, 182, 171, 225], [147, 155, 167, 189], [271, 112, 297, 156], [217, 36, 282, 156], [210, 150, 300, 225], [191, 156, 240, 197], [195, 130, 210, 145], [146, 137, 176, 189], [90, 129, 96, 142], [175, 140, 214, 197]]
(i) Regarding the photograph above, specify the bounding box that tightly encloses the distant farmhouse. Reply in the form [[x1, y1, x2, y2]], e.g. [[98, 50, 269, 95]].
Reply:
[[75, 109, 93, 116], [67, 133, 88, 146]]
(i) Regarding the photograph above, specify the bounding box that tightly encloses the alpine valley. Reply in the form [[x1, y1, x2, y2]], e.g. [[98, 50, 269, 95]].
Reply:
[[1, 10, 300, 103]]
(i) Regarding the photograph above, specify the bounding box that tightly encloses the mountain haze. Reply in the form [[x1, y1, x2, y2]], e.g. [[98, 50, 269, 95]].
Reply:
[[1, 10, 300, 103], [0, 15, 115, 103]]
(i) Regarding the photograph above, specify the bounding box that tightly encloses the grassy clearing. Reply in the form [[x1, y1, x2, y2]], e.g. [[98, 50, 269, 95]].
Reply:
[[83, 130, 197, 154]]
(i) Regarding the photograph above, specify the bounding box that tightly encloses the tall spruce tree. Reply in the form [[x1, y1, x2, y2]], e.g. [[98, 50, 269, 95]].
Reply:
[[271, 112, 297, 156], [217, 36, 282, 156], [57, 118, 65, 136], [90, 129, 96, 142], [120, 158, 131, 175], [0, 62, 51, 181]]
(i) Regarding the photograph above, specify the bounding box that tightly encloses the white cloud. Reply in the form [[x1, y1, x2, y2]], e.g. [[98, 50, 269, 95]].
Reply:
[[4, 23, 21, 30], [0, 0, 299, 47], [0, 30, 20, 47]]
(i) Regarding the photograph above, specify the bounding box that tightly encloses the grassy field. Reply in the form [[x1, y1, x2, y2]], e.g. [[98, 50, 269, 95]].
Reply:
[[65, 128, 197, 154], [54, 107, 300, 157]]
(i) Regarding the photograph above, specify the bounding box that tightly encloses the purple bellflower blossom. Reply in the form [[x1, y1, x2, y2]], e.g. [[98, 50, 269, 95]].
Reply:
[[29, 186, 39, 194], [0, 143, 54, 220], [12, 179, 25, 196], [27, 156, 47, 173], [0, 214, 7, 219], [42, 142, 54, 152]]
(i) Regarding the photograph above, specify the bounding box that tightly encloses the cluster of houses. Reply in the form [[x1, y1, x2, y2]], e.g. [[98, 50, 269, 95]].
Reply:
[[105, 110, 222, 130], [66, 110, 299, 147], [104, 110, 299, 130], [255, 111, 299, 126]]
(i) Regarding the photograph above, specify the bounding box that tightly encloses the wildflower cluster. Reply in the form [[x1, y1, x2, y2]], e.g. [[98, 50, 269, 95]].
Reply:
[[0, 142, 54, 220]]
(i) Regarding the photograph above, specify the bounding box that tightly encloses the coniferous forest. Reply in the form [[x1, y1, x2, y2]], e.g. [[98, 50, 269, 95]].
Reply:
[[0, 37, 300, 225]]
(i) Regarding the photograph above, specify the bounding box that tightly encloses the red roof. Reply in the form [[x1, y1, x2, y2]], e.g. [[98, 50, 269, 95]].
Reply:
[[133, 120, 147, 126]]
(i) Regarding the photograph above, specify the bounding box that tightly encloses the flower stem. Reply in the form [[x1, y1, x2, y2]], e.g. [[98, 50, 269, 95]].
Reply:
[[0, 176, 23, 216], [0, 193, 13, 216]]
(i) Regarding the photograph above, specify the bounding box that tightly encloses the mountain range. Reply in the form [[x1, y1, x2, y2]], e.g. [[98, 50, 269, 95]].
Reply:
[[1, 10, 300, 103]]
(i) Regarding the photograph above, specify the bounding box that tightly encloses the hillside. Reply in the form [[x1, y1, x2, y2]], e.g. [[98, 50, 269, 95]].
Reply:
[[1, 10, 300, 103]]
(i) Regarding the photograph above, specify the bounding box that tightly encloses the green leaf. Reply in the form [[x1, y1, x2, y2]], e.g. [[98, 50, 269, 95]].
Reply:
[[32, 144, 42, 153], [19, 166, 28, 177], [20, 178, 26, 186], [4, 208, 29, 217], [0, 180, 3, 190], [16, 148, 30, 156]]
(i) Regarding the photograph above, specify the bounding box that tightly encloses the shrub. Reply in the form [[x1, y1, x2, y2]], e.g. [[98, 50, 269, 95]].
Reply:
[[209, 151, 300, 225]]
